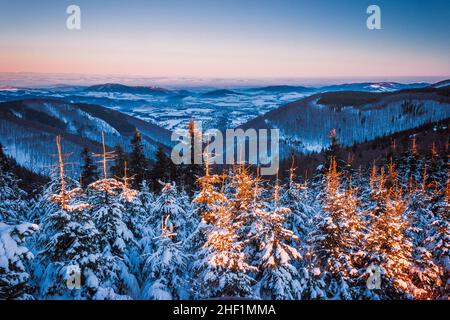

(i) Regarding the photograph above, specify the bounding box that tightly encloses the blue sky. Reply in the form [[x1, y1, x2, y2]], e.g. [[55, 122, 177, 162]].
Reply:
[[0, 0, 449, 82]]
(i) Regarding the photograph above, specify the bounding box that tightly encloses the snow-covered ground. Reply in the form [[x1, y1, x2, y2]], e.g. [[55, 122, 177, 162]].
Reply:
[[0, 87, 314, 131]]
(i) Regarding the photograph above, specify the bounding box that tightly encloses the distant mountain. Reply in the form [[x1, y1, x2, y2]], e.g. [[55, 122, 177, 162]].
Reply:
[[240, 86, 450, 158], [86, 83, 172, 96], [247, 85, 314, 94], [0, 99, 173, 177], [319, 82, 429, 93], [201, 89, 243, 98], [428, 79, 450, 89], [0, 85, 19, 91]]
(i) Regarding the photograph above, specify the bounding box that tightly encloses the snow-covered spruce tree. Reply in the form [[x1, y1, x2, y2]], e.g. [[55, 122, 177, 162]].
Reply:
[[0, 222, 38, 299], [38, 195, 105, 299], [150, 145, 178, 192], [317, 158, 365, 299], [138, 181, 157, 270], [187, 161, 226, 276], [366, 183, 414, 299], [0, 144, 29, 224], [297, 221, 327, 300], [86, 178, 139, 299], [141, 215, 188, 300], [80, 147, 99, 189], [193, 168, 257, 299], [399, 135, 422, 189], [117, 164, 146, 281], [128, 128, 149, 190], [149, 181, 189, 241], [279, 160, 318, 244], [253, 203, 301, 300], [284, 165, 327, 300], [36, 136, 120, 299], [405, 167, 443, 299], [110, 144, 127, 180], [424, 172, 450, 299], [117, 161, 142, 237], [426, 142, 447, 186], [227, 165, 262, 260], [139, 180, 155, 211]]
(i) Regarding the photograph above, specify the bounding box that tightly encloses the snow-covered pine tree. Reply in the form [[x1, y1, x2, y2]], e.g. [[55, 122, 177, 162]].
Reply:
[[83, 133, 139, 298], [424, 170, 450, 299], [0, 144, 29, 224], [129, 128, 149, 190], [38, 196, 104, 299], [138, 181, 157, 267], [405, 166, 443, 299], [280, 161, 327, 299], [37, 136, 107, 299], [325, 128, 340, 169], [110, 144, 127, 180], [150, 145, 177, 192], [181, 119, 203, 194], [187, 160, 226, 272], [193, 166, 257, 299], [279, 159, 316, 243], [366, 184, 414, 299], [227, 165, 262, 259], [86, 177, 139, 299], [317, 158, 365, 299], [254, 202, 301, 300], [80, 147, 99, 189], [400, 135, 421, 189], [297, 222, 327, 300], [194, 205, 257, 298], [0, 222, 38, 299], [114, 160, 146, 284], [150, 181, 189, 241], [141, 215, 188, 300]]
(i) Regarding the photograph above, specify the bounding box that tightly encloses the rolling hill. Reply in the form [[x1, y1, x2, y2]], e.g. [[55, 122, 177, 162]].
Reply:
[[0, 99, 173, 177], [240, 85, 450, 158]]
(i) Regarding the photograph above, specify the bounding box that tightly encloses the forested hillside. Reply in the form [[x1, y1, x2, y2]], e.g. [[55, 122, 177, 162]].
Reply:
[[1, 127, 448, 300]]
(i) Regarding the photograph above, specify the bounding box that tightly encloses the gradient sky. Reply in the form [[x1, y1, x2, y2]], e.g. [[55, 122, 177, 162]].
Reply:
[[0, 0, 449, 81]]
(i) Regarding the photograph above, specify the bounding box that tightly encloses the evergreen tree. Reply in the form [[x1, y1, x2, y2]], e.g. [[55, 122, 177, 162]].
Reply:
[[129, 128, 149, 189], [406, 185, 443, 299], [110, 144, 127, 180], [325, 128, 340, 168], [142, 216, 188, 300], [150, 146, 176, 192], [150, 182, 189, 241], [86, 178, 139, 298], [0, 144, 29, 224], [254, 205, 301, 300], [80, 147, 99, 189], [193, 168, 256, 299], [179, 119, 203, 194], [317, 158, 365, 299], [38, 198, 104, 299], [0, 222, 38, 300], [366, 188, 414, 299]]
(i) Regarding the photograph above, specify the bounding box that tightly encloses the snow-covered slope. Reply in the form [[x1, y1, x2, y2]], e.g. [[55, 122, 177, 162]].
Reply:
[[429, 79, 450, 89], [241, 86, 450, 158], [0, 81, 434, 132], [0, 99, 173, 177], [319, 82, 429, 93]]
